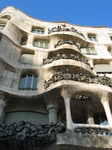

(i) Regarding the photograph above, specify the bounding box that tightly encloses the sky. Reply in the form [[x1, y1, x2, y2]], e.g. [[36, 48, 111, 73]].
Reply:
[[0, 0, 112, 28]]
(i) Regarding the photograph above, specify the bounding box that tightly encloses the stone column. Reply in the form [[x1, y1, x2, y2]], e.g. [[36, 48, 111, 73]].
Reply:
[[101, 97, 112, 126], [0, 99, 6, 123], [47, 104, 58, 124], [87, 109, 95, 124], [64, 96, 73, 130], [61, 89, 73, 130]]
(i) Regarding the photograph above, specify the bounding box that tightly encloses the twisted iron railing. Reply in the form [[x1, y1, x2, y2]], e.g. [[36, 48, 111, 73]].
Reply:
[[44, 70, 111, 89], [48, 25, 86, 39], [43, 53, 89, 66]]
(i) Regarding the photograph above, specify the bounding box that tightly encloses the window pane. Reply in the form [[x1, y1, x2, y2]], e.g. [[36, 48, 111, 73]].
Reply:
[[93, 37, 97, 42], [32, 29, 37, 33], [80, 48, 86, 54], [37, 30, 40, 34], [26, 75, 32, 90], [86, 48, 91, 55], [34, 40, 39, 47], [45, 43, 48, 49], [89, 37, 92, 41], [40, 42, 44, 48], [91, 48, 97, 55], [32, 76, 38, 90], [19, 76, 26, 89], [41, 31, 44, 34], [3, 111, 48, 125]]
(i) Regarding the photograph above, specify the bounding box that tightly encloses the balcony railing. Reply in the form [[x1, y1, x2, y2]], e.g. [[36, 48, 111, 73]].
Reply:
[[43, 53, 89, 66], [44, 70, 111, 89], [0, 121, 66, 148], [54, 39, 80, 49], [73, 124, 112, 136], [48, 25, 86, 39]]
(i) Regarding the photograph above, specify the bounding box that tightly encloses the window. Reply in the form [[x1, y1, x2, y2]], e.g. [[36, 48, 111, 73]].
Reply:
[[80, 47, 97, 55], [20, 38, 27, 45], [20, 54, 34, 64], [32, 28, 44, 34], [0, 24, 6, 30], [19, 75, 38, 90], [88, 35, 97, 42], [3, 111, 48, 125], [33, 40, 48, 49]]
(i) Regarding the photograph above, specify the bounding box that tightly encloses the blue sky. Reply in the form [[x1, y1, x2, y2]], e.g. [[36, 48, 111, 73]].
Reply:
[[0, 0, 112, 28]]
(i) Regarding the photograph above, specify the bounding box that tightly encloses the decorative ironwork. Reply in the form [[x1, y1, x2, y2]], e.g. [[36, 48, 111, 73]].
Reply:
[[43, 53, 89, 66], [0, 121, 66, 140], [48, 25, 86, 39], [55, 39, 80, 49], [74, 127, 111, 136], [72, 95, 90, 101], [44, 69, 111, 89]]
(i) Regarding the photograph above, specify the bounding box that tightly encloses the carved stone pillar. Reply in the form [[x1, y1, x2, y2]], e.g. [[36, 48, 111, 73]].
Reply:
[[61, 90, 73, 130], [0, 99, 6, 123], [47, 104, 58, 124], [101, 97, 112, 126], [87, 109, 94, 124]]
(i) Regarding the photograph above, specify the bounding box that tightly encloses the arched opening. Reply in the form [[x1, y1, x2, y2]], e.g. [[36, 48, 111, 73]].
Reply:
[[19, 75, 38, 90], [70, 94, 108, 125]]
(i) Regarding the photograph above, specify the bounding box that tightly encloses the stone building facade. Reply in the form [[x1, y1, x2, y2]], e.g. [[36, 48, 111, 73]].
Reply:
[[0, 6, 112, 150]]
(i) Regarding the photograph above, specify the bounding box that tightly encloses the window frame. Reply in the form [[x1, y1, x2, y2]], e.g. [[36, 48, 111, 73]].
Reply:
[[19, 75, 38, 90], [80, 47, 97, 55], [33, 40, 48, 49], [88, 35, 98, 42], [31, 28, 44, 34]]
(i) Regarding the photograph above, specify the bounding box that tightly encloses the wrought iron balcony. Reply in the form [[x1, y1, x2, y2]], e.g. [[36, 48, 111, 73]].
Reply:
[[43, 53, 89, 66], [48, 25, 86, 39], [44, 69, 111, 89], [0, 121, 66, 149]]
